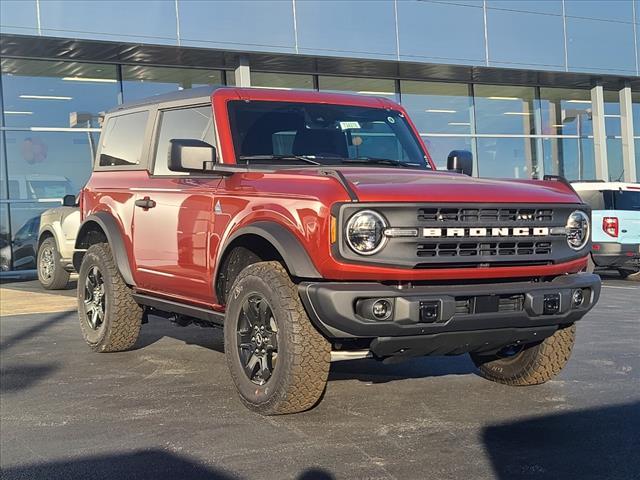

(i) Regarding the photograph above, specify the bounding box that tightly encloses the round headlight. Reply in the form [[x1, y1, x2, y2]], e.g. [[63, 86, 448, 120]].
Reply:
[[346, 210, 387, 255], [566, 210, 590, 250]]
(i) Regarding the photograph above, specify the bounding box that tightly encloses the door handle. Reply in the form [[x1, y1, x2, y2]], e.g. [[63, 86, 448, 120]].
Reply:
[[135, 196, 156, 210]]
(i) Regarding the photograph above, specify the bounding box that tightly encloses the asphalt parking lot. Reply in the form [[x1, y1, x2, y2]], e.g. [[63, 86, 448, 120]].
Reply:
[[1, 276, 639, 480]]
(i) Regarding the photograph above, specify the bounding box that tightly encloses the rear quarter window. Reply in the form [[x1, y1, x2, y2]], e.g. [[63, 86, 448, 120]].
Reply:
[[610, 191, 640, 211], [98, 110, 149, 168]]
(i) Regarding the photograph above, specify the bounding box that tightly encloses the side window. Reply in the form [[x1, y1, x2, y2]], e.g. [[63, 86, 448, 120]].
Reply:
[[99, 110, 149, 167], [153, 106, 215, 175]]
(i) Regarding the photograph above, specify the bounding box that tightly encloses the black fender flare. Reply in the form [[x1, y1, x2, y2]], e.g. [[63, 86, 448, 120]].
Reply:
[[216, 221, 322, 282], [38, 227, 60, 249], [73, 212, 136, 286]]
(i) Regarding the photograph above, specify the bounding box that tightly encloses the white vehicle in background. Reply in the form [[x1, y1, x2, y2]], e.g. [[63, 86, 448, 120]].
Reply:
[[572, 182, 640, 278], [37, 194, 81, 289], [9, 174, 75, 200]]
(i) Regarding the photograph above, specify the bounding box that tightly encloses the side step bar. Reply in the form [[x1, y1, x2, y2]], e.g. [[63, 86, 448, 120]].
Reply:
[[132, 293, 225, 326]]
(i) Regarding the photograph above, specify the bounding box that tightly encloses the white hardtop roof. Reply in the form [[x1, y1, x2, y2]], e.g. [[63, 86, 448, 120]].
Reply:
[[571, 181, 640, 191]]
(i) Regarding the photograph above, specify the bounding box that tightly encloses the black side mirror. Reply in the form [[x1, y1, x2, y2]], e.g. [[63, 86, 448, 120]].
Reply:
[[168, 139, 216, 173], [447, 150, 473, 176], [62, 194, 77, 207]]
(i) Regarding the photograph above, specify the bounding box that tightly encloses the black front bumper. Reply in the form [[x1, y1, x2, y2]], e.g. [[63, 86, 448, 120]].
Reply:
[[299, 273, 601, 357], [592, 243, 640, 271]]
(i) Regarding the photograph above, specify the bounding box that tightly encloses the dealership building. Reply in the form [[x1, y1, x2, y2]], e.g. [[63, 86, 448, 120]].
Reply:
[[0, 0, 639, 273]]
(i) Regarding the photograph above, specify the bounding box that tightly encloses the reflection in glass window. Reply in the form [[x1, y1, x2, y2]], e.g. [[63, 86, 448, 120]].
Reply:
[[318, 76, 398, 101], [476, 137, 538, 179], [4, 131, 98, 199], [251, 72, 314, 90], [153, 106, 215, 175], [1, 58, 119, 128], [542, 138, 595, 180], [121, 65, 224, 101], [539, 87, 593, 136], [400, 81, 472, 135], [99, 111, 149, 167], [636, 139, 640, 177], [603, 90, 622, 137], [607, 138, 625, 182], [632, 92, 640, 136], [603, 90, 624, 181], [474, 85, 536, 135], [8, 202, 60, 271], [421, 136, 473, 170], [0, 133, 7, 200], [0, 204, 10, 272]]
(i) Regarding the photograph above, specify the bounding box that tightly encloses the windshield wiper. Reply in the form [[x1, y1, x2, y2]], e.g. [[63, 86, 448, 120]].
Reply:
[[238, 154, 321, 165], [341, 157, 422, 168]]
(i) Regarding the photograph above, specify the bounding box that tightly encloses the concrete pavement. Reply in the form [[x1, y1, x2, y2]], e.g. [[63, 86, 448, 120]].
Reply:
[[0, 277, 639, 479]]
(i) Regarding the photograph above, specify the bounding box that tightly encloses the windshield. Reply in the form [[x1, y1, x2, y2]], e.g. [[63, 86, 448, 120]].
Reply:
[[228, 100, 429, 169]]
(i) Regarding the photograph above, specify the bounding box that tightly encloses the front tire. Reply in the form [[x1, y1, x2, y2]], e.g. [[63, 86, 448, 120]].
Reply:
[[224, 262, 331, 415], [38, 237, 70, 290], [470, 324, 576, 386], [77, 243, 142, 352]]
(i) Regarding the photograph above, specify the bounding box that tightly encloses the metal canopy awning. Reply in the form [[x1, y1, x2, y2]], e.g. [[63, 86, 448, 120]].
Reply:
[[1, 33, 638, 89]]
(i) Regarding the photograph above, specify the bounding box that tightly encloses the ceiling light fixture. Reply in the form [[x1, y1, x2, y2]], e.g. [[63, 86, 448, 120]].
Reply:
[[487, 96, 521, 101], [4, 110, 33, 115], [19, 94, 72, 100], [448, 122, 471, 126], [62, 76, 117, 83], [503, 111, 532, 115], [425, 109, 456, 113], [566, 99, 591, 104], [357, 91, 395, 96]]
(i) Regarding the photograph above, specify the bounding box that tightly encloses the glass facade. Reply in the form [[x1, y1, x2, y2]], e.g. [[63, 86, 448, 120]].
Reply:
[[2, 0, 638, 75], [0, 0, 638, 272], [0, 59, 230, 271]]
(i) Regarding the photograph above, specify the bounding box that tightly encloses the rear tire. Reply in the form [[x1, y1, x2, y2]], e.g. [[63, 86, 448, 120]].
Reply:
[[77, 243, 142, 352], [618, 269, 635, 279], [470, 324, 576, 386], [224, 261, 331, 415], [38, 237, 70, 290]]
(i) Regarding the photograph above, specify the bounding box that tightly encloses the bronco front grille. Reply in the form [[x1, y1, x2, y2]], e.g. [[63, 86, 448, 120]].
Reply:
[[335, 202, 584, 269], [417, 241, 553, 258], [417, 207, 553, 223]]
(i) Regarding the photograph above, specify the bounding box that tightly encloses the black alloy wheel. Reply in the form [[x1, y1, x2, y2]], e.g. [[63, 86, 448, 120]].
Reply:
[[83, 265, 105, 330], [236, 293, 279, 385]]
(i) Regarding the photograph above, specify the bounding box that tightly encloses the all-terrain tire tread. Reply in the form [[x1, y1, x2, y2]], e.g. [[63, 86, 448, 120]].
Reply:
[[78, 243, 141, 352], [227, 262, 330, 415], [473, 325, 576, 386]]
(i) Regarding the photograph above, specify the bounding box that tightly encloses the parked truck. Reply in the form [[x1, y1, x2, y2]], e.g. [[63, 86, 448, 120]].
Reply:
[[73, 87, 600, 414]]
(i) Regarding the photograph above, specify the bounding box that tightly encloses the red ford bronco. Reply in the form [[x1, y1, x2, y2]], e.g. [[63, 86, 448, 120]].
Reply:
[[74, 87, 600, 415]]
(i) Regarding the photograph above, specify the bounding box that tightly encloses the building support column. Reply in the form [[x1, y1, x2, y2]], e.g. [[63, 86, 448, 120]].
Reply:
[[619, 84, 637, 183], [234, 56, 251, 87], [591, 84, 609, 181]]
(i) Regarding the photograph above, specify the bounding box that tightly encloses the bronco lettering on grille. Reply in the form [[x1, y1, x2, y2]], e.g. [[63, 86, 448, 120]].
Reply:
[[422, 227, 550, 238]]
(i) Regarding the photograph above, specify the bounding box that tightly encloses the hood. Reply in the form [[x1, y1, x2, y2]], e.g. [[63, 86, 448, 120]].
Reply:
[[331, 168, 581, 204]]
